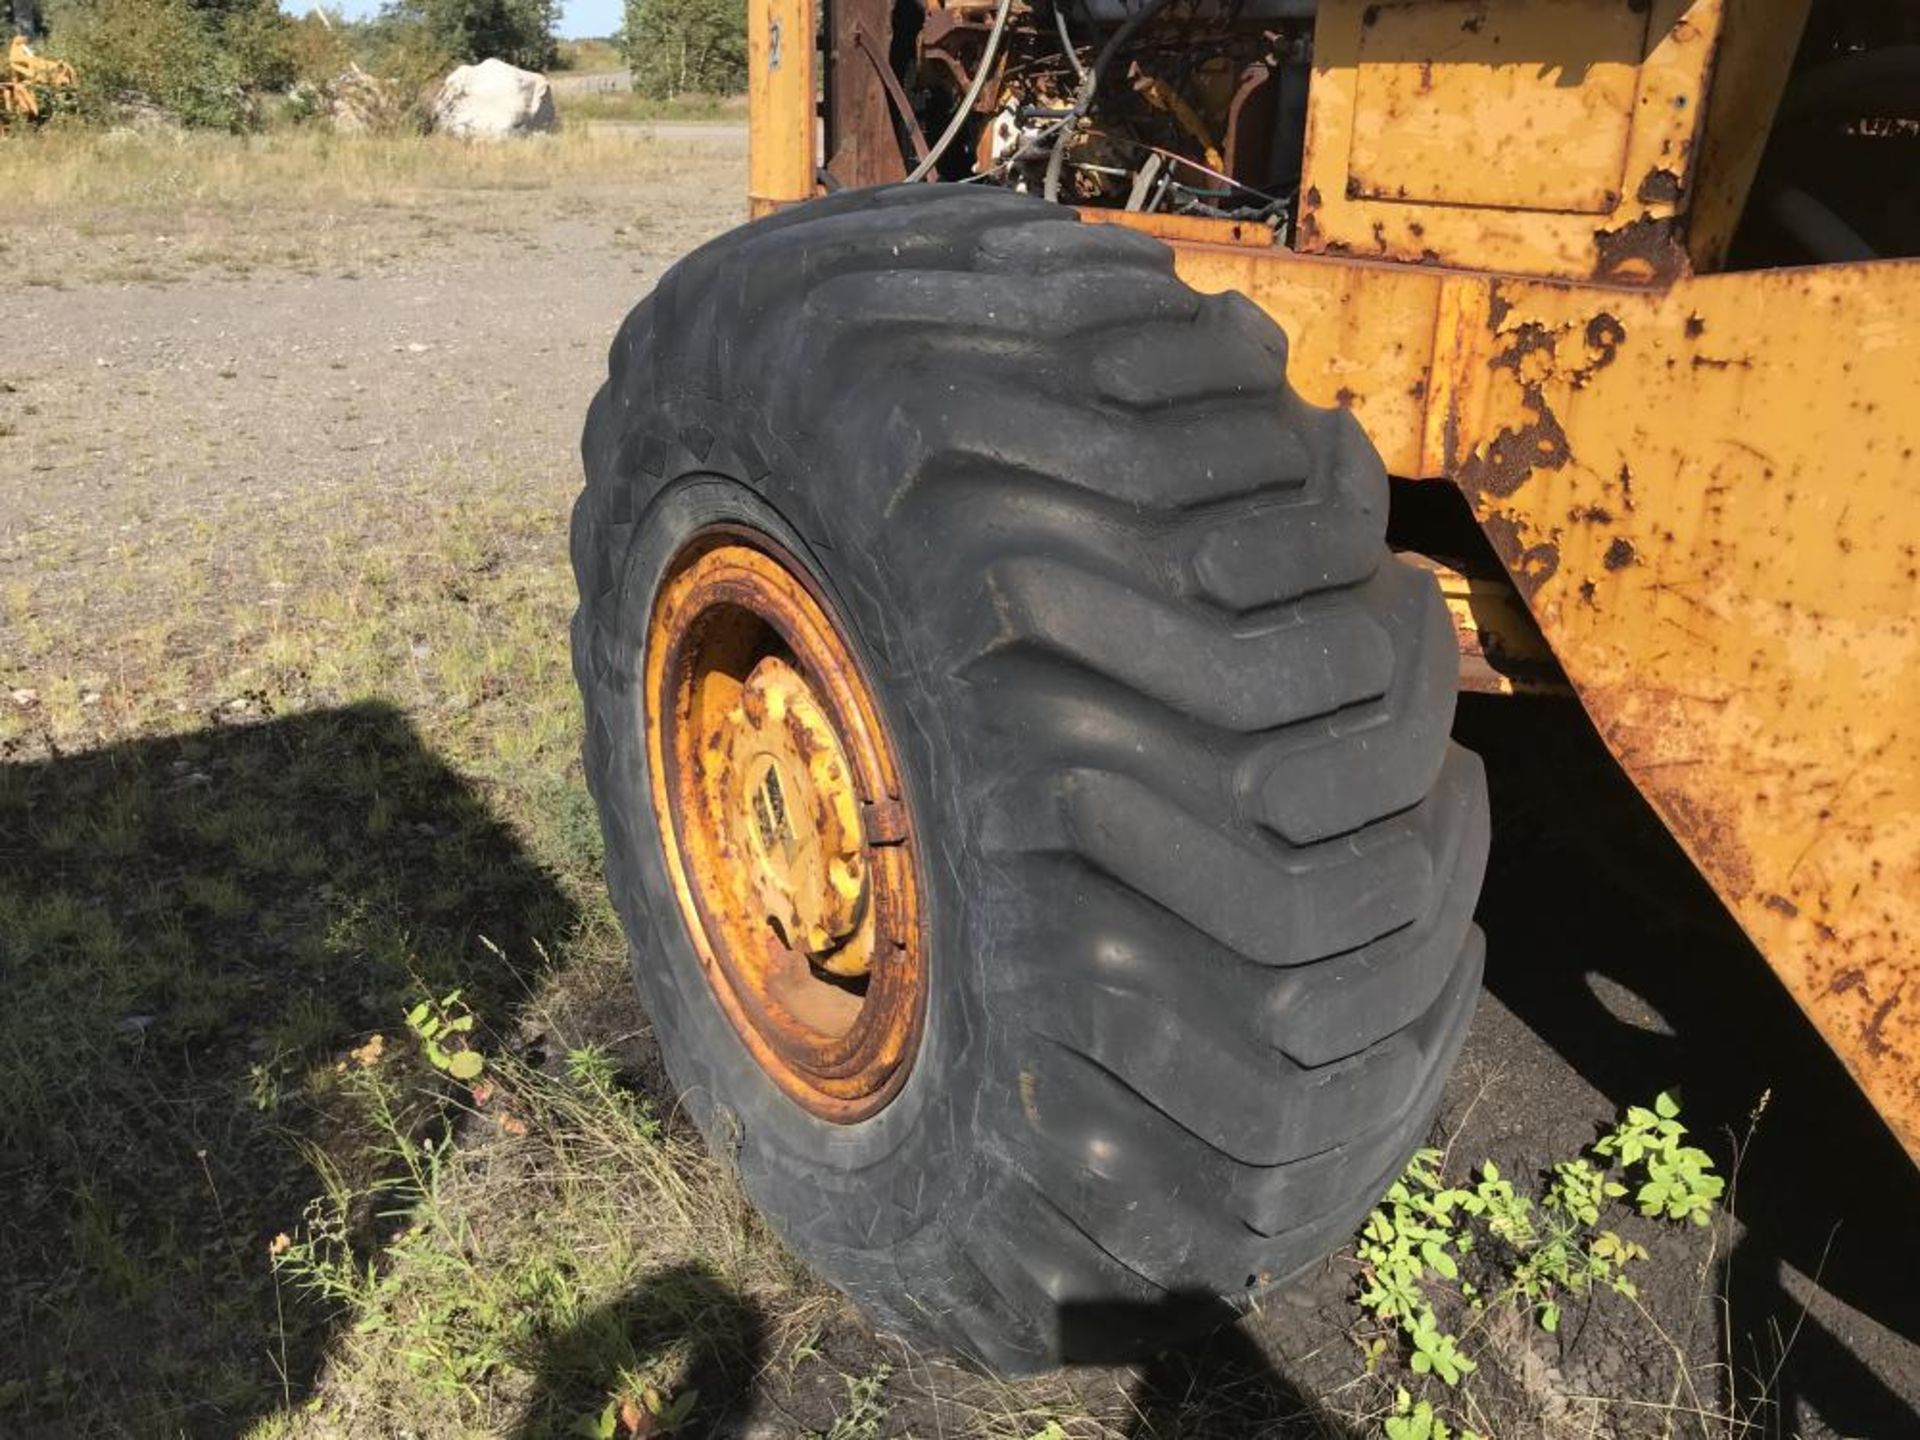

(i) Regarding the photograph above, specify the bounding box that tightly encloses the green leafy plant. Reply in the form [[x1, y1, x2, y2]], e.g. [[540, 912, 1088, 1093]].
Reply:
[[573, 1386, 699, 1437], [45, 0, 293, 130], [1353, 1094, 1724, 1438], [406, 988, 484, 1081], [1595, 1090, 1725, 1224], [1543, 1156, 1624, 1226], [1385, 1387, 1483, 1440], [1354, 1149, 1480, 1385]]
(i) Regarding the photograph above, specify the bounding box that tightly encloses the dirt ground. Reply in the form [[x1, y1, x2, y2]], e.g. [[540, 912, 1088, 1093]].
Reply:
[[3, 125, 1915, 1439]]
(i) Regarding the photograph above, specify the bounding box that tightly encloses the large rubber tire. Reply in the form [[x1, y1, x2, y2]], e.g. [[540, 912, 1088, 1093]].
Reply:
[[571, 184, 1489, 1373]]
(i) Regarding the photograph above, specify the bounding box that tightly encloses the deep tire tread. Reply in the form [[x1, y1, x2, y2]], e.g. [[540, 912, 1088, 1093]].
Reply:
[[570, 184, 1489, 1373]]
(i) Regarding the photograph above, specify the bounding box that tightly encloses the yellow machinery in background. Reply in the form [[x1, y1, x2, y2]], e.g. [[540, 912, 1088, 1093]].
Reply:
[[2, 34, 73, 124], [744, 0, 1920, 1157]]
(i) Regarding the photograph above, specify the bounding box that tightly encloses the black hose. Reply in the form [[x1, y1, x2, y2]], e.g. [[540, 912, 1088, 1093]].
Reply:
[[1044, 0, 1173, 202]]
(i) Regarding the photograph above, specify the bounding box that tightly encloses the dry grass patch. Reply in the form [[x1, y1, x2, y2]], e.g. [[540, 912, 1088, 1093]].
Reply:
[[0, 125, 721, 284]]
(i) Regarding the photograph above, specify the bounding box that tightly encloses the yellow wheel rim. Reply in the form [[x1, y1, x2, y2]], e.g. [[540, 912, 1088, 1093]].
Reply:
[[645, 528, 925, 1122]]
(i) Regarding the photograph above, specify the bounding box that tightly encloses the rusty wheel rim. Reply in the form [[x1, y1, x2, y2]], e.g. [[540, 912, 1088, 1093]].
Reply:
[[645, 527, 925, 1122]]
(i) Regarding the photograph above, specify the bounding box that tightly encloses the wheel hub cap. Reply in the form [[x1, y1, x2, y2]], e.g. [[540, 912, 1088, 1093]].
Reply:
[[724, 656, 871, 971]]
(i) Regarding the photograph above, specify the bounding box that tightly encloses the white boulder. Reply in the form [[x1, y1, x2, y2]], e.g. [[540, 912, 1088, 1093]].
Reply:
[[431, 58, 556, 140]]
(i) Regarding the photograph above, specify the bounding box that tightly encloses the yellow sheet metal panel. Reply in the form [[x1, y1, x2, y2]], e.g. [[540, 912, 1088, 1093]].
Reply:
[[1349, 0, 1646, 212], [1079, 209, 1278, 250], [1444, 261, 1920, 1157], [748, 0, 817, 210], [1300, 0, 1720, 282], [1157, 241, 1446, 478], [1685, 0, 1811, 272]]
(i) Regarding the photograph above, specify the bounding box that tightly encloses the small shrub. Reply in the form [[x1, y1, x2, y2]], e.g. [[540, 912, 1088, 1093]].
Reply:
[[1594, 1089, 1726, 1224], [44, 0, 293, 131], [1354, 1092, 1724, 1437]]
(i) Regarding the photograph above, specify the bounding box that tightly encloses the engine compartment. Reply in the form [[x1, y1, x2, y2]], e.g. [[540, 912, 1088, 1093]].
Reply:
[[821, 0, 1918, 265], [835, 0, 1317, 234]]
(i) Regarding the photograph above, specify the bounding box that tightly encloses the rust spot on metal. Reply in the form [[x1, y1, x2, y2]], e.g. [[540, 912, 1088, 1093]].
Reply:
[[1490, 321, 1557, 376], [1643, 784, 1754, 901], [1457, 406, 1572, 499], [1335, 386, 1357, 408], [1684, 313, 1706, 338], [1864, 989, 1902, 1060], [1763, 892, 1801, 918], [1636, 167, 1682, 204], [1457, 321, 1577, 502], [1582, 313, 1626, 376], [1592, 216, 1688, 286], [1476, 510, 1560, 600], [1603, 536, 1638, 570]]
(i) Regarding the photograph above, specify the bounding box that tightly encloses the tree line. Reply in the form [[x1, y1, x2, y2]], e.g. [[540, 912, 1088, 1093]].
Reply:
[[16, 0, 746, 129]]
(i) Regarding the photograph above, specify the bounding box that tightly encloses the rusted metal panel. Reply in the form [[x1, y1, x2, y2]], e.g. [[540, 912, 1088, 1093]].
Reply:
[[1684, 0, 1812, 272], [826, 0, 907, 189], [748, 0, 819, 209], [1444, 261, 1920, 1158], [1299, 0, 1720, 282]]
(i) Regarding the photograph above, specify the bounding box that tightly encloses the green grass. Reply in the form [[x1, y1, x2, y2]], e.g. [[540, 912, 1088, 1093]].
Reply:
[[0, 479, 634, 1433], [0, 471, 982, 1437], [0, 470, 849, 1435]]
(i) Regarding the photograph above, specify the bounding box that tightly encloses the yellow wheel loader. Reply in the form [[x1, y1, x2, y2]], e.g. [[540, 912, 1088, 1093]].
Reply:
[[1, 34, 72, 124], [570, 0, 1917, 1368]]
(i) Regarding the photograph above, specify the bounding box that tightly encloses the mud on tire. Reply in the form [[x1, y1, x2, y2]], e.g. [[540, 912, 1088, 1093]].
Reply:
[[570, 184, 1490, 1373]]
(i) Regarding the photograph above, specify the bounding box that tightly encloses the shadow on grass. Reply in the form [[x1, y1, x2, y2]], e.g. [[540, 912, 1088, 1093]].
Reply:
[[0, 701, 576, 1436], [510, 1262, 767, 1440], [1459, 693, 1920, 1435]]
